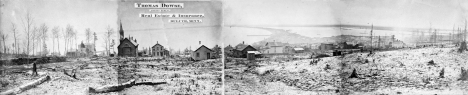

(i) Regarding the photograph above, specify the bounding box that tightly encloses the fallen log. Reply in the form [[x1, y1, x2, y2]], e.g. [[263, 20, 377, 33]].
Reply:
[[134, 82, 167, 86], [88, 79, 167, 93], [63, 69, 78, 80], [0, 76, 50, 95], [89, 79, 136, 93]]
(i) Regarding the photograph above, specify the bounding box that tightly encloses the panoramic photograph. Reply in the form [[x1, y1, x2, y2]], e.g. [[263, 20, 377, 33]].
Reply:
[[222, 0, 468, 95], [1, 0, 468, 95]]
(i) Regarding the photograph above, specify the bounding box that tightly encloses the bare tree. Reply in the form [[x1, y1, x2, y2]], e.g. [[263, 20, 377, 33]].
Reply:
[[12, 23, 19, 54], [39, 23, 49, 56], [52, 26, 60, 55], [73, 29, 77, 53], [86, 28, 91, 45], [85, 28, 93, 56], [21, 12, 34, 56], [0, 31, 7, 54], [93, 32, 97, 55], [104, 26, 114, 56], [32, 26, 40, 56], [65, 25, 75, 55]]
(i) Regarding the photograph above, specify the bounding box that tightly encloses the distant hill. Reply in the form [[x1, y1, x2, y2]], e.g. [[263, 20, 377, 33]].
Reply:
[[249, 27, 405, 47]]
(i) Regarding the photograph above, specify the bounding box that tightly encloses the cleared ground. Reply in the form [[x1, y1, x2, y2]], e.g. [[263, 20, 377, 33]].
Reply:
[[0, 58, 222, 95], [225, 47, 468, 95]]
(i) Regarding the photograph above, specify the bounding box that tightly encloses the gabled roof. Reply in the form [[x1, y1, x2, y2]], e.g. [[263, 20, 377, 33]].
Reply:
[[224, 45, 234, 50], [118, 38, 138, 47], [293, 48, 304, 51], [235, 43, 248, 51], [265, 42, 283, 46], [238, 45, 257, 51], [152, 43, 163, 48], [194, 45, 214, 52]]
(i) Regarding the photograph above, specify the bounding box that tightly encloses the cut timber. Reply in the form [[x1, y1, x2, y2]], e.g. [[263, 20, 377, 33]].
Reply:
[[0, 76, 50, 95], [88, 79, 167, 93]]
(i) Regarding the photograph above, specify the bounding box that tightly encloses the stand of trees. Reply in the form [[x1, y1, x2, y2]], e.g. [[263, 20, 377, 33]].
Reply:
[[1, 11, 116, 57]]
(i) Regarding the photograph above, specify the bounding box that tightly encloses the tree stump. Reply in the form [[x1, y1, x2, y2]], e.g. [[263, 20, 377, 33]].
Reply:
[[349, 69, 359, 78], [459, 41, 467, 53], [324, 64, 331, 70], [459, 67, 468, 81], [439, 68, 445, 78], [427, 60, 436, 66]]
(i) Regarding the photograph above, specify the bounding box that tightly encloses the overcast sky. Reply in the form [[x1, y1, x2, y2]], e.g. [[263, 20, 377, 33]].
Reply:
[[1, 0, 467, 55]]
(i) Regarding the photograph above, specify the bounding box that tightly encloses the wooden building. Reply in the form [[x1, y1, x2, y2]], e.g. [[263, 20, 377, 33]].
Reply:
[[261, 42, 293, 54], [117, 22, 139, 57], [319, 43, 336, 50], [232, 44, 258, 58], [117, 38, 138, 57], [224, 45, 234, 57], [191, 45, 215, 61], [152, 42, 169, 57]]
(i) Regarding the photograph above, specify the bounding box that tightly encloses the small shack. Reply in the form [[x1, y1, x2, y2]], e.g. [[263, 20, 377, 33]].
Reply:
[[247, 51, 261, 60]]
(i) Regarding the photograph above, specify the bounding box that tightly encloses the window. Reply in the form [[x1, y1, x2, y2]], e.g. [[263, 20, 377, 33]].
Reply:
[[196, 53, 200, 57]]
